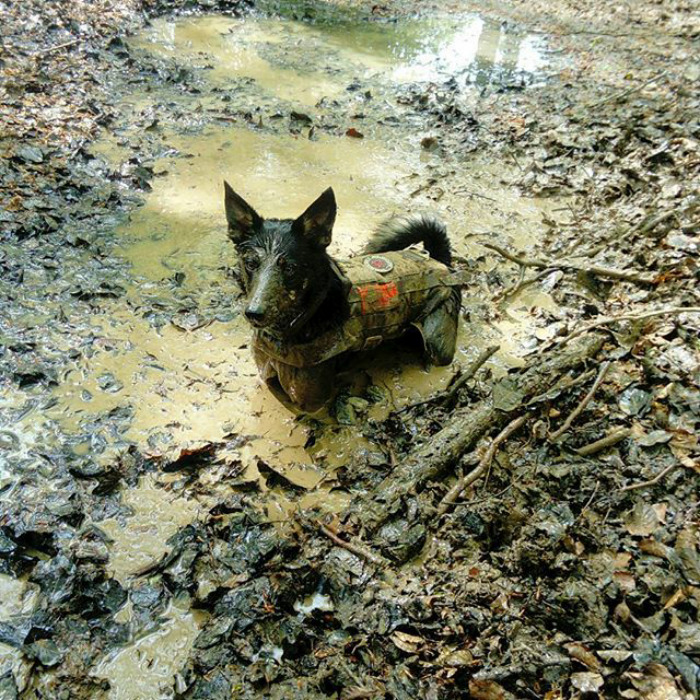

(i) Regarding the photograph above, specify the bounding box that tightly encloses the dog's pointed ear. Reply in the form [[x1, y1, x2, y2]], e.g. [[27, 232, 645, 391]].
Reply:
[[293, 187, 336, 248], [224, 181, 262, 244]]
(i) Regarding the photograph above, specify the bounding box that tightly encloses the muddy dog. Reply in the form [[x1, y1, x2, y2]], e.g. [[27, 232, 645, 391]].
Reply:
[[224, 182, 462, 411]]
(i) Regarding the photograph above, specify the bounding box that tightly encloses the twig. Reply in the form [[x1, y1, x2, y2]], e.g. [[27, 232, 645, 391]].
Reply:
[[620, 464, 679, 493], [575, 428, 630, 456], [527, 368, 596, 405], [585, 199, 697, 256], [553, 307, 700, 350], [453, 187, 498, 203], [438, 416, 527, 516], [588, 71, 668, 109], [33, 39, 80, 57], [500, 264, 526, 300], [482, 242, 654, 285], [550, 361, 611, 441], [576, 481, 600, 523], [440, 344, 500, 409], [500, 267, 554, 302], [318, 523, 386, 566]]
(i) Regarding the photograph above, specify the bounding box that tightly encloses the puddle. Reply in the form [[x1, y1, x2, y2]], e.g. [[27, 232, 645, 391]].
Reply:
[[97, 474, 201, 584], [92, 599, 205, 700], [46, 10, 563, 497], [0, 576, 36, 690], [133, 13, 548, 106]]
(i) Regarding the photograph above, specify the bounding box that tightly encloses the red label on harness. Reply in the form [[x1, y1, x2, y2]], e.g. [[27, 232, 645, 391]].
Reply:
[[356, 282, 399, 314]]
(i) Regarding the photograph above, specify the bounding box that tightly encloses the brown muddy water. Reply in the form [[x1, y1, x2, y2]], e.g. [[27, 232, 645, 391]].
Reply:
[[1, 9, 566, 697]]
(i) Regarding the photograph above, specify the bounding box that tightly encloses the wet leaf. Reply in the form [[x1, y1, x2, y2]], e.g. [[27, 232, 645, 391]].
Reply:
[[391, 630, 424, 653], [468, 680, 516, 700], [24, 639, 63, 666], [565, 642, 601, 672], [257, 459, 307, 493], [636, 430, 672, 447], [613, 571, 636, 593], [625, 502, 660, 536], [15, 145, 44, 164], [570, 672, 604, 693], [163, 442, 221, 472], [290, 111, 312, 124], [627, 662, 684, 699], [619, 386, 652, 416], [492, 376, 525, 411]]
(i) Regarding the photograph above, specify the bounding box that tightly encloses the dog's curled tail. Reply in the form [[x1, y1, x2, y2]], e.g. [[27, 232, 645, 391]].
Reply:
[[363, 215, 452, 266]]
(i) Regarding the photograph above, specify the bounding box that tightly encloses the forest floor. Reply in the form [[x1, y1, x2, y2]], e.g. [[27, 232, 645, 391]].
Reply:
[[1, 0, 699, 698]]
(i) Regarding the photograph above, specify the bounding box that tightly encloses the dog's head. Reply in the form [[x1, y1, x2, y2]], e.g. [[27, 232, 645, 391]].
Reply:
[[224, 181, 337, 339]]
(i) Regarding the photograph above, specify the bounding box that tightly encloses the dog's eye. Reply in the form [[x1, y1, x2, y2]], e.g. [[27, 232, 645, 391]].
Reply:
[[243, 255, 259, 271]]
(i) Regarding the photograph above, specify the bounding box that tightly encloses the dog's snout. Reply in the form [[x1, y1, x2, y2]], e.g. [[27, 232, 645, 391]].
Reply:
[[245, 306, 265, 325]]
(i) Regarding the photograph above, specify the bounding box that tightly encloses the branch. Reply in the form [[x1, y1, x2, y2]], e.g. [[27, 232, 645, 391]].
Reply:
[[550, 361, 611, 441], [588, 71, 668, 109], [357, 334, 605, 538], [318, 523, 386, 567], [554, 307, 700, 350], [440, 344, 500, 409], [575, 428, 630, 456], [438, 416, 527, 516], [33, 39, 80, 57], [620, 464, 679, 493], [482, 242, 655, 285]]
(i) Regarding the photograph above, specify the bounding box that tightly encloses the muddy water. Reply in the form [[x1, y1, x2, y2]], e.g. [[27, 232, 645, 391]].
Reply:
[[20, 10, 563, 697], [93, 599, 206, 700], [132, 13, 547, 101]]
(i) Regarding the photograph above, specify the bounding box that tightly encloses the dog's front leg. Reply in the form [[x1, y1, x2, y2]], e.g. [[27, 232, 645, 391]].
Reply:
[[420, 290, 461, 366], [276, 360, 336, 413]]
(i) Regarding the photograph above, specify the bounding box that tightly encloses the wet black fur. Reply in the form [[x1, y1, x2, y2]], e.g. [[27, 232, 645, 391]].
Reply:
[[363, 215, 452, 266], [237, 221, 349, 341], [224, 182, 453, 342]]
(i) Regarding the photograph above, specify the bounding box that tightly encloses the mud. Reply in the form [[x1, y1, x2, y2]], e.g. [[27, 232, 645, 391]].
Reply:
[[1, 0, 699, 698]]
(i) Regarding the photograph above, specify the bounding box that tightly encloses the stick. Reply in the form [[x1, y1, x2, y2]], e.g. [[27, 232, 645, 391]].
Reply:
[[482, 242, 654, 285], [399, 344, 500, 414], [499, 264, 526, 301], [33, 39, 80, 57], [441, 344, 500, 409], [318, 523, 386, 567], [576, 481, 600, 523], [527, 368, 596, 406], [357, 334, 604, 537], [588, 71, 668, 109], [550, 361, 611, 441], [619, 464, 679, 493], [438, 416, 527, 516], [500, 268, 553, 302], [575, 428, 630, 456], [554, 307, 700, 350]]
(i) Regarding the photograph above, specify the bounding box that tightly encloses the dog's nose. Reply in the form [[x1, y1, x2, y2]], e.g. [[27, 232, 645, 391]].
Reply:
[[245, 307, 265, 325]]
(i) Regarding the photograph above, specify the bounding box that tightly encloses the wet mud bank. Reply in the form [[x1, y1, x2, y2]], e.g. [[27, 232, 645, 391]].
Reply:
[[2, 0, 700, 698]]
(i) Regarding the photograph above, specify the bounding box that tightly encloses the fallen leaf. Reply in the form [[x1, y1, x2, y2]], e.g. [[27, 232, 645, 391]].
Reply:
[[625, 502, 660, 536], [571, 672, 604, 693], [391, 630, 424, 654]]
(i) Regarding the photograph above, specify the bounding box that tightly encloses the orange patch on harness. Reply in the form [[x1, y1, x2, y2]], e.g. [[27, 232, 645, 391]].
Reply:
[[356, 282, 399, 314]]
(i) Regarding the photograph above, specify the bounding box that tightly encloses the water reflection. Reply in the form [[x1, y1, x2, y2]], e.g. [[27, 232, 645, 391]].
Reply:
[[133, 13, 548, 104]]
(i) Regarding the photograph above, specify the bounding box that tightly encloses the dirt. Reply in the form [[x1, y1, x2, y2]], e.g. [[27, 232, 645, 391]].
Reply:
[[1, 0, 699, 698]]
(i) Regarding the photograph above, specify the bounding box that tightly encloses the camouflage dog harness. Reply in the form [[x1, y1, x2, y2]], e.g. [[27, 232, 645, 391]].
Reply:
[[253, 249, 464, 371]]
